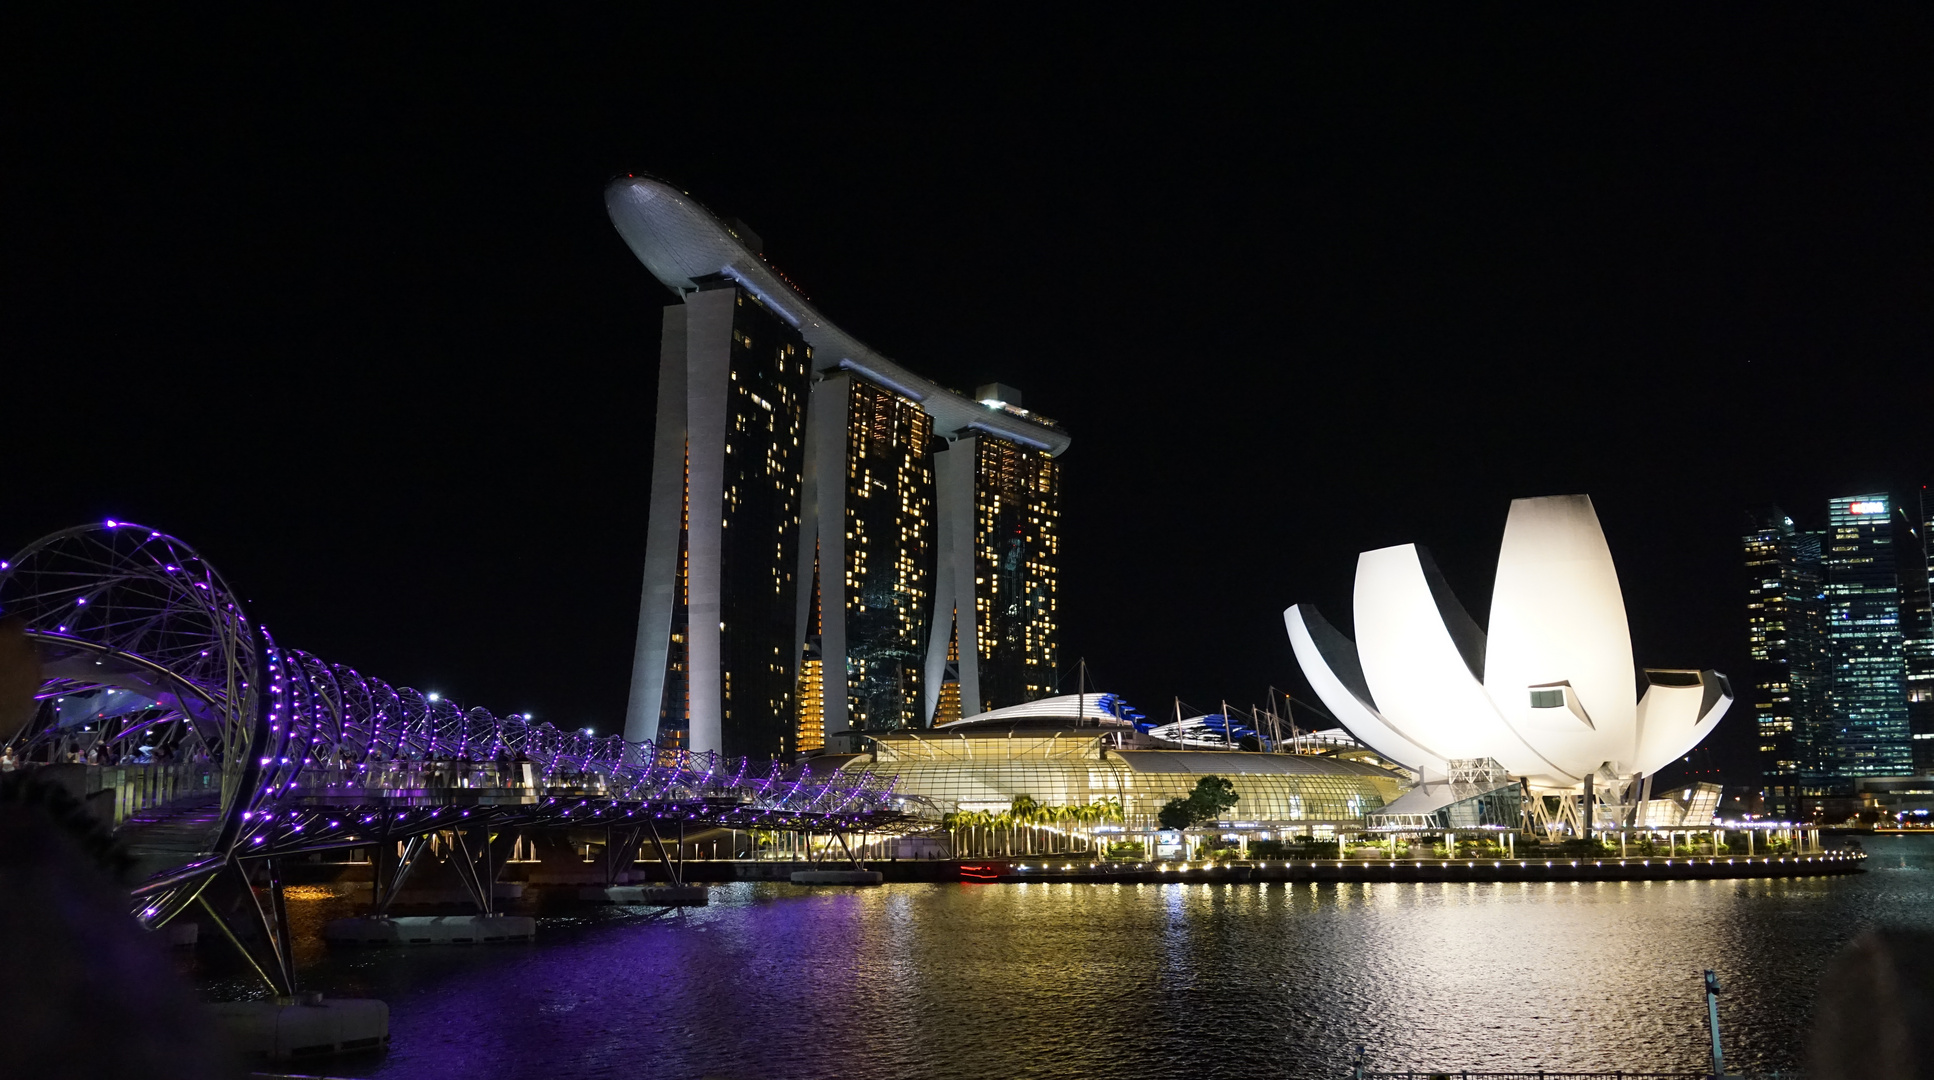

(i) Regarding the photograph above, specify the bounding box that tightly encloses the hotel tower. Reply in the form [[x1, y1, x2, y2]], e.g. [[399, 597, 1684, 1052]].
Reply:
[[605, 175, 1070, 759]]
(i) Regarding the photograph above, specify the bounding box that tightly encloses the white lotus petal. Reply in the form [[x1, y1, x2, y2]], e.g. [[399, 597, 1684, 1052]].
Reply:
[[1484, 495, 1636, 776], [1635, 670, 1733, 777], [1353, 544, 1556, 780], [1285, 604, 1444, 776]]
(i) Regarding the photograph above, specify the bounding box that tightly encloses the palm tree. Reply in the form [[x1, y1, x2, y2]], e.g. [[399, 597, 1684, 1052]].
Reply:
[[1009, 795, 1043, 855], [954, 809, 991, 858], [1090, 797, 1123, 856], [1080, 802, 1102, 852], [942, 811, 964, 858]]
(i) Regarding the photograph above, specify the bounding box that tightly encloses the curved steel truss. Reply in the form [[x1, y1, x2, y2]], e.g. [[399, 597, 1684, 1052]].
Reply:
[[1, 523, 905, 964]]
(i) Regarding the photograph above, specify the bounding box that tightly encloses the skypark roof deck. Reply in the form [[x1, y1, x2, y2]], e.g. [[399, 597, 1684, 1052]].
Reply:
[[604, 174, 1071, 456]]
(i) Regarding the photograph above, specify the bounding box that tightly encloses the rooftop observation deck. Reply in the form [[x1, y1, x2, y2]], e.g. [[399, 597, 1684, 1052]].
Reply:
[[604, 174, 1070, 456]]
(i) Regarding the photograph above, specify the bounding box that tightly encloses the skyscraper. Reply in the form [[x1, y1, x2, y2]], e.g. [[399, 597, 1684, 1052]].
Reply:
[[605, 175, 1071, 759], [795, 372, 937, 741], [924, 428, 1062, 715], [623, 281, 811, 759], [1743, 509, 1826, 817], [1902, 490, 1934, 773], [1820, 493, 1912, 777]]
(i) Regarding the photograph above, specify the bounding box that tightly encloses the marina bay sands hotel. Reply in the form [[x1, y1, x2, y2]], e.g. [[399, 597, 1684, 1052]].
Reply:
[[604, 175, 1070, 760]]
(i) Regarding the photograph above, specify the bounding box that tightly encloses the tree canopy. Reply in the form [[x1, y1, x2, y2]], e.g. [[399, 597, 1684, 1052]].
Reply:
[[1157, 775, 1239, 831]]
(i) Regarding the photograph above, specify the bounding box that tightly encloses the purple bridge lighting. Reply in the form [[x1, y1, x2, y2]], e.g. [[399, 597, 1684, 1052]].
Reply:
[[0, 522, 914, 995]]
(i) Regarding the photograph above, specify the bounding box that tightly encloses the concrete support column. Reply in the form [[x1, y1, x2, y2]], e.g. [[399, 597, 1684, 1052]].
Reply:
[[680, 290, 736, 756], [926, 438, 981, 718], [624, 304, 691, 749]]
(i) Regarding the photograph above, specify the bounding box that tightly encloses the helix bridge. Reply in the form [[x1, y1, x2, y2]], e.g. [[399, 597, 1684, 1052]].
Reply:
[[0, 522, 911, 993]]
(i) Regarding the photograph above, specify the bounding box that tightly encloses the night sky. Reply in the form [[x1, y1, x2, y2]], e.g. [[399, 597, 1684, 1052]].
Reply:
[[7, 11, 1930, 779]]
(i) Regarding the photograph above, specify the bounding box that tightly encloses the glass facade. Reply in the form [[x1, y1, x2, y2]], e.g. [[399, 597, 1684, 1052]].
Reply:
[[843, 730, 1405, 829], [932, 628, 964, 726], [1821, 493, 1911, 777], [972, 437, 1061, 712], [1743, 508, 1827, 816], [1905, 491, 1934, 773], [838, 377, 935, 733], [1367, 782, 1525, 830], [664, 287, 811, 758], [795, 654, 824, 753]]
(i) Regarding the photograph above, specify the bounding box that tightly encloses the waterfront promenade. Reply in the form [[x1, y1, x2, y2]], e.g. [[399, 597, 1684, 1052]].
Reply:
[[969, 850, 1866, 884], [345, 847, 1860, 889]]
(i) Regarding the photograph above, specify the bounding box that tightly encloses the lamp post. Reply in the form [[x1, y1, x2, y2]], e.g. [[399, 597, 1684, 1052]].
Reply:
[[1704, 970, 1726, 1078]]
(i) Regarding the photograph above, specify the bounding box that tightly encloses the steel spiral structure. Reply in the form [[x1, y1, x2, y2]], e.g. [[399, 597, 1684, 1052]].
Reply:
[[0, 523, 905, 949]]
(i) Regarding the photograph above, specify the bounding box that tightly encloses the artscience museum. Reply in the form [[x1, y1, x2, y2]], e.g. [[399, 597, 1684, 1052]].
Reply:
[[1286, 494, 1734, 833]]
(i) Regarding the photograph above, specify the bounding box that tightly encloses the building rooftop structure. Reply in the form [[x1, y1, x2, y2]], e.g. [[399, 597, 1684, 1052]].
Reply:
[[819, 692, 1408, 831], [604, 174, 1070, 455], [932, 692, 1139, 731]]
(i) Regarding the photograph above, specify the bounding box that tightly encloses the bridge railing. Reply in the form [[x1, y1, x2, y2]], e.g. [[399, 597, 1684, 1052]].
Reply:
[[273, 759, 796, 807], [102, 762, 221, 824], [10, 762, 223, 827]]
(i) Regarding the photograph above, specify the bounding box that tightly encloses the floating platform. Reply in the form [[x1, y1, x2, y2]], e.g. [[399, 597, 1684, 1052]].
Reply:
[[972, 851, 1866, 884], [577, 884, 709, 906], [385, 882, 525, 906], [207, 994, 388, 1061], [154, 920, 198, 947], [323, 914, 536, 945], [790, 869, 885, 886]]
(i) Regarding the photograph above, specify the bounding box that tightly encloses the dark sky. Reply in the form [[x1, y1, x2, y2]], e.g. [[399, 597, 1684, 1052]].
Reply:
[[6, 10, 1931, 778]]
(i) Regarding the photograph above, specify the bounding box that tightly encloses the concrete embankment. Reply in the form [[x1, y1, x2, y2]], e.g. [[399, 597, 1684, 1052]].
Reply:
[[585, 851, 1865, 885], [972, 850, 1865, 884], [284, 851, 1867, 896]]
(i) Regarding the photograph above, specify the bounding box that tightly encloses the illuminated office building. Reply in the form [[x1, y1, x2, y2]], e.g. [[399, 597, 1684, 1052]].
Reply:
[[1820, 493, 1912, 777], [606, 175, 1071, 758], [923, 424, 1062, 717], [1743, 509, 1826, 817], [1904, 490, 1934, 772], [621, 280, 810, 759], [932, 631, 965, 727], [795, 645, 825, 753], [796, 372, 936, 737]]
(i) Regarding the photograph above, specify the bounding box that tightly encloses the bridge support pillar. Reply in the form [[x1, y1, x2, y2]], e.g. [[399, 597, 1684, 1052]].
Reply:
[[647, 819, 683, 886], [834, 830, 867, 871], [578, 884, 708, 906], [324, 913, 536, 945], [603, 825, 644, 888], [449, 825, 515, 915], [373, 834, 432, 917], [197, 858, 297, 998]]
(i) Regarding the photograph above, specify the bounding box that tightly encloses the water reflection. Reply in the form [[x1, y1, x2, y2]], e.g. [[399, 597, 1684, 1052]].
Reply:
[[203, 835, 1934, 1079]]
